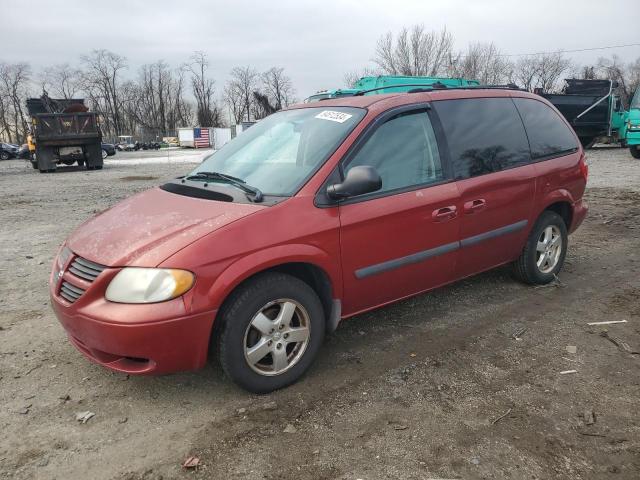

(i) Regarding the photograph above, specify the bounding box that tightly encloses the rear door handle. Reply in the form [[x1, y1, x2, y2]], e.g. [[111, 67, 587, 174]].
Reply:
[[463, 198, 486, 214], [432, 206, 457, 222]]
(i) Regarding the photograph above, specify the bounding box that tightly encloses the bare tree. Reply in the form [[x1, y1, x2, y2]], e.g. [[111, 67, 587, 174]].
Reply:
[[224, 66, 259, 123], [252, 91, 278, 120], [249, 67, 297, 120], [448, 42, 511, 84], [628, 57, 640, 100], [261, 67, 295, 110], [581, 65, 597, 80], [42, 64, 82, 99], [511, 52, 572, 92], [512, 56, 541, 91], [80, 49, 128, 137], [0, 62, 32, 143], [186, 51, 221, 127], [536, 52, 573, 92], [373, 25, 454, 77]]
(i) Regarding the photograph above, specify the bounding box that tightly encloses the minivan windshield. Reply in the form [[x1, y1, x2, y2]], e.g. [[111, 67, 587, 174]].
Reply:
[[190, 107, 365, 196]]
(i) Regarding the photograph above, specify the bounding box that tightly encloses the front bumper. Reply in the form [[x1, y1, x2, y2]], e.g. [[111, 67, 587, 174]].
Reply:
[[50, 260, 216, 375], [626, 130, 640, 146], [51, 296, 216, 375]]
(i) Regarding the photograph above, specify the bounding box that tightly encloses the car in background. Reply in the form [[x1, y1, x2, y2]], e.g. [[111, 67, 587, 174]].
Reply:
[[0, 143, 19, 160], [101, 143, 117, 159]]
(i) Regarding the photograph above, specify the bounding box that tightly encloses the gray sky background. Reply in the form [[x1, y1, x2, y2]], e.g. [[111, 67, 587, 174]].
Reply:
[[2, 0, 639, 100]]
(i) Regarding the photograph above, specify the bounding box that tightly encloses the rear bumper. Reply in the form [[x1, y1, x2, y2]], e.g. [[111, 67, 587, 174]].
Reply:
[[51, 293, 216, 375], [570, 198, 588, 233]]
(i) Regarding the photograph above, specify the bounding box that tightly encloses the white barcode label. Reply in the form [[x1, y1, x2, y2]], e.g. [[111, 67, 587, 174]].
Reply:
[[315, 110, 353, 123]]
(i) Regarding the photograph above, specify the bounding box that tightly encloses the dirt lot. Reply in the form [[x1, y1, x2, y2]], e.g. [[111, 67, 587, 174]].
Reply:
[[1, 148, 639, 480]]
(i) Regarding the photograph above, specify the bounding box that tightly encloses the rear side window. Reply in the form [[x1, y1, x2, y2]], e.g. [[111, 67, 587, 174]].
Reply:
[[433, 98, 530, 179], [346, 110, 444, 193], [513, 98, 578, 159]]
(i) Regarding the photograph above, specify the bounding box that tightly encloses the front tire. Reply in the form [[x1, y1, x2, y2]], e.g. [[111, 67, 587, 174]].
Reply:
[[631, 146, 640, 159], [0, 152, 9, 160], [218, 272, 325, 393], [512, 211, 568, 285], [101, 149, 108, 159]]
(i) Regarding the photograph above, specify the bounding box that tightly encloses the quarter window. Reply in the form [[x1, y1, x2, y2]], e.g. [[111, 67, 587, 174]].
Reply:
[[513, 98, 578, 159], [433, 98, 531, 179], [346, 110, 444, 193]]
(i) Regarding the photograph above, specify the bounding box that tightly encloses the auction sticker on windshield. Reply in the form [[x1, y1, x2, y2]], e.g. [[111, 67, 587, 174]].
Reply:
[[315, 110, 353, 123]]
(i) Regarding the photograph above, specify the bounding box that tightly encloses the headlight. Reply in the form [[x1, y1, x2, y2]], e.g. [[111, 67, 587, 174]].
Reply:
[[57, 246, 73, 269], [105, 268, 194, 304]]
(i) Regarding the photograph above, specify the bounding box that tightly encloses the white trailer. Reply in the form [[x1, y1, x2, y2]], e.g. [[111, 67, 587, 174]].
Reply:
[[213, 128, 232, 149], [177, 128, 195, 148]]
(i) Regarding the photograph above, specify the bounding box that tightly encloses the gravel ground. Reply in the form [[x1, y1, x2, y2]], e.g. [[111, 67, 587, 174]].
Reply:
[[0, 147, 639, 480]]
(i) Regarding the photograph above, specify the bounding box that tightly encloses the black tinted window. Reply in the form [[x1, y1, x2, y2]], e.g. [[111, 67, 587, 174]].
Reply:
[[513, 98, 578, 159], [433, 98, 530, 179], [347, 110, 443, 193]]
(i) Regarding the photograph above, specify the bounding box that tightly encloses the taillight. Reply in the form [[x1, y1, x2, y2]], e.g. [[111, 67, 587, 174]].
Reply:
[[579, 151, 588, 181]]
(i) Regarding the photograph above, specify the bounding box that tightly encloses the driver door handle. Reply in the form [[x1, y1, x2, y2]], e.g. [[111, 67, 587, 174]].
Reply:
[[463, 198, 486, 214], [432, 206, 457, 222]]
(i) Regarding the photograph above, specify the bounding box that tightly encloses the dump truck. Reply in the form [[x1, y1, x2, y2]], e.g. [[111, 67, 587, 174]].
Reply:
[[26, 94, 103, 172], [537, 79, 627, 148], [305, 75, 480, 102]]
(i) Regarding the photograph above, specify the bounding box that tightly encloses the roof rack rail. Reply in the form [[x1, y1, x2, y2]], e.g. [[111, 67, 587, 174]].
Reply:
[[353, 83, 447, 96], [407, 83, 524, 94], [353, 82, 524, 96]]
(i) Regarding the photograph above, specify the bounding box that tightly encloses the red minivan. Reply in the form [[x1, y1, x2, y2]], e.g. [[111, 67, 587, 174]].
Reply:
[[50, 88, 588, 393]]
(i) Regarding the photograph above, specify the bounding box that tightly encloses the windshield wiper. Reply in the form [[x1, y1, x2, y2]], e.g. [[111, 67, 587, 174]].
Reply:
[[185, 171, 263, 202]]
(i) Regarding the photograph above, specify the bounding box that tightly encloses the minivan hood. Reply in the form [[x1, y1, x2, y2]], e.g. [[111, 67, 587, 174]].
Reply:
[[67, 187, 264, 267]]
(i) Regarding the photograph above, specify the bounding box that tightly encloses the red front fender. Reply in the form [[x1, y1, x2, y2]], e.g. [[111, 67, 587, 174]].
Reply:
[[206, 243, 342, 311]]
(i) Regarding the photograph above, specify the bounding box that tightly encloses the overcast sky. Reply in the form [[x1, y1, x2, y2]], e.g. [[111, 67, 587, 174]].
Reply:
[[2, 0, 639, 100]]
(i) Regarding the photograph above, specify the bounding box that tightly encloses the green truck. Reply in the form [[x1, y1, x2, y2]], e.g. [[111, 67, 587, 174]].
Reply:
[[305, 76, 480, 102], [625, 88, 640, 159]]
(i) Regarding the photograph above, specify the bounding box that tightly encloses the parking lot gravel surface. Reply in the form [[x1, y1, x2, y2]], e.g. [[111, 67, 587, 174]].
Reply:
[[0, 147, 639, 479]]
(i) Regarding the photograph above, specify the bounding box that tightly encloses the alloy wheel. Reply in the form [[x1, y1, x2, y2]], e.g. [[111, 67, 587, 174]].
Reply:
[[243, 298, 311, 376], [536, 225, 562, 274]]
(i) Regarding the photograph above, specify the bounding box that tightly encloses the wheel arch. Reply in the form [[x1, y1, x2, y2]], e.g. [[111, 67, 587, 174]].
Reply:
[[535, 190, 575, 230], [543, 201, 573, 230], [206, 245, 342, 346]]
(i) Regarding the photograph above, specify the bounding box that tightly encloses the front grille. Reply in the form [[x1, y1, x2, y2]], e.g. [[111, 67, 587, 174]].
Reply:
[[69, 256, 106, 282], [59, 281, 85, 303], [59, 255, 106, 304]]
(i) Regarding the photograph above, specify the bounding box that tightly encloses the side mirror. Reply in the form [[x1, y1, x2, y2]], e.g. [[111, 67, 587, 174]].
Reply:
[[327, 165, 382, 200]]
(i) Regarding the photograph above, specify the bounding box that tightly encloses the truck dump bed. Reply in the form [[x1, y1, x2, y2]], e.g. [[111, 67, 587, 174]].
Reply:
[[540, 79, 614, 145], [34, 113, 100, 142], [27, 97, 100, 143]]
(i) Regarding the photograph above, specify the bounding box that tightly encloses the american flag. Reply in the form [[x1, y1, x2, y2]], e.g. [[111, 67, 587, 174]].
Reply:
[[194, 128, 210, 148]]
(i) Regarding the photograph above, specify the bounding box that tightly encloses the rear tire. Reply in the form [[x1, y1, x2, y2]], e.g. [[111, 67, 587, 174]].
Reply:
[[512, 211, 568, 285], [101, 149, 108, 159], [218, 272, 325, 393], [84, 142, 104, 170], [631, 146, 640, 159], [0, 152, 9, 160]]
